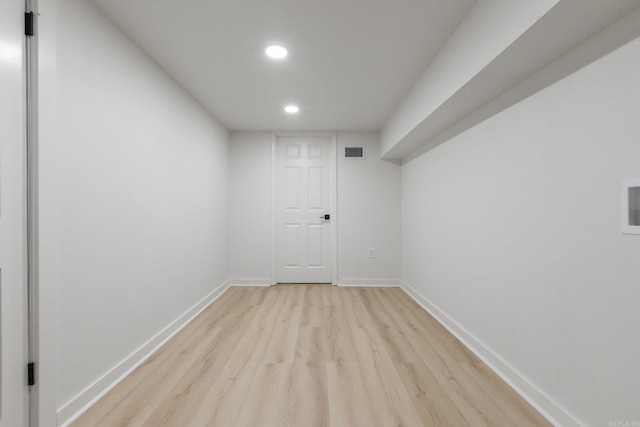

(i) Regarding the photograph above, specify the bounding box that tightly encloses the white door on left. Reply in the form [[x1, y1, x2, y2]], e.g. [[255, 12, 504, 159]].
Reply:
[[0, 0, 29, 426]]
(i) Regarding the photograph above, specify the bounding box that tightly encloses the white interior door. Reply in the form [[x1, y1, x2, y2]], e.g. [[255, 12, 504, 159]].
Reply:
[[276, 135, 334, 283], [0, 1, 29, 426]]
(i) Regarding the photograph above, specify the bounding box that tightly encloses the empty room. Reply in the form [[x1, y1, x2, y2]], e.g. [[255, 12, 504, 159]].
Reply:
[[2, 0, 640, 426]]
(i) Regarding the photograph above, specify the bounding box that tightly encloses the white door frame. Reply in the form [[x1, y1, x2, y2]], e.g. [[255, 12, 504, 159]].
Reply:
[[0, 0, 31, 425], [270, 131, 338, 285], [27, 0, 58, 424], [25, 0, 39, 425]]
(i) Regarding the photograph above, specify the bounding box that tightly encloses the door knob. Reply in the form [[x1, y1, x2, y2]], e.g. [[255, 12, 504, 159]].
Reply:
[[319, 214, 330, 220]]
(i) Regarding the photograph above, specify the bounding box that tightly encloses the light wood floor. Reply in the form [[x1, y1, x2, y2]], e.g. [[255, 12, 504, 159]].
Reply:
[[72, 285, 551, 426]]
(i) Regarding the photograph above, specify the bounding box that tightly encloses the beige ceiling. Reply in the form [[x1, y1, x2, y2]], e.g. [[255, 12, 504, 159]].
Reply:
[[90, 0, 476, 131]]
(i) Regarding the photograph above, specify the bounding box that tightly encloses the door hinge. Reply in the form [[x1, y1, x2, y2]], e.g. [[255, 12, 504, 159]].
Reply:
[[25, 12, 34, 36], [28, 362, 35, 386]]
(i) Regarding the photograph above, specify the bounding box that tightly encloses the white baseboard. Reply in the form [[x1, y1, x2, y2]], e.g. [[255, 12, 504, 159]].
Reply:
[[57, 280, 231, 427], [229, 278, 272, 286], [230, 277, 399, 287], [337, 278, 401, 287], [400, 281, 580, 427]]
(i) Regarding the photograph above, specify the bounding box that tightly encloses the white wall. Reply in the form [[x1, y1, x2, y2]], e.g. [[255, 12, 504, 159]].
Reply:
[[401, 35, 640, 426], [229, 131, 401, 285], [337, 132, 401, 285], [53, 0, 230, 419], [229, 132, 272, 284]]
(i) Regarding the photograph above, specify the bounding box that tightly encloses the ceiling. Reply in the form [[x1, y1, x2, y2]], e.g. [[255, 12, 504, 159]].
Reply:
[[90, 0, 476, 131]]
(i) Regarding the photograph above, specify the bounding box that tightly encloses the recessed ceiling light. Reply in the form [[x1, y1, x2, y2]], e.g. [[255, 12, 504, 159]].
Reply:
[[284, 105, 299, 114], [265, 45, 288, 59]]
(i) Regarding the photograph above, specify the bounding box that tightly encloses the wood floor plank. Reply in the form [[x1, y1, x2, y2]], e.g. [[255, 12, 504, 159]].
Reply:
[[363, 288, 480, 426], [106, 326, 223, 427], [235, 363, 292, 427], [282, 362, 329, 427], [72, 285, 551, 427], [295, 326, 330, 363], [324, 304, 358, 363], [138, 316, 261, 426], [375, 287, 534, 427], [384, 287, 482, 364], [239, 286, 270, 306], [347, 288, 429, 427], [72, 287, 256, 426], [72, 287, 276, 426], [395, 361, 469, 426], [137, 302, 265, 427], [356, 288, 422, 363], [326, 284, 343, 306], [461, 361, 551, 427], [185, 289, 292, 426], [381, 288, 548, 426], [356, 291, 471, 426], [327, 362, 381, 427], [261, 285, 305, 363], [321, 284, 333, 306], [300, 284, 326, 327]]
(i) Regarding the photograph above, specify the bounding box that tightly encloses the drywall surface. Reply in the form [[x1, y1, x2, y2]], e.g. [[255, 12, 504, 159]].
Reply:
[[401, 36, 640, 425], [229, 132, 272, 284], [337, 132, 401, 285], [54, 0, 229, 409], [229, 131, 401, 285], [380, 0, 559, 158]]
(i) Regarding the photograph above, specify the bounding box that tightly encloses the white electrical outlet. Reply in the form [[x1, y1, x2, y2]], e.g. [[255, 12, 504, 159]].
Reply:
[[368, 248, 375, 258]]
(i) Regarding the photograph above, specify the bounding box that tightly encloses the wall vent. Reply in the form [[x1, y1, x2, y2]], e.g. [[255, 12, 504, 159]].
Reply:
[[345, 147, 364, 158], [622, 179, 640, 235]]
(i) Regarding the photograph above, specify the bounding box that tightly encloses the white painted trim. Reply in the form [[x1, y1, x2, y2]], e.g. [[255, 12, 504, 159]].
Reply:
[[35, 0, 60, 423], [57, 280, 231, 427], [229, 278, 272, 286], [270, 134, 277, 286], [270, 131, 338, 286], [337, 278, 401, 287], [400, 281, 581, 427], [329, 132, 338, 286]]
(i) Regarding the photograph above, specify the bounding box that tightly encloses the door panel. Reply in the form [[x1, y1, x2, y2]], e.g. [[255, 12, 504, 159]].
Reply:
[[307, 167, 323, 210], [285, 167, 301, 209], [284, 224, 301, 267], [307, 225, 323, 267], [0, 0, 29, 426], [276, 136, 333, 283]]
